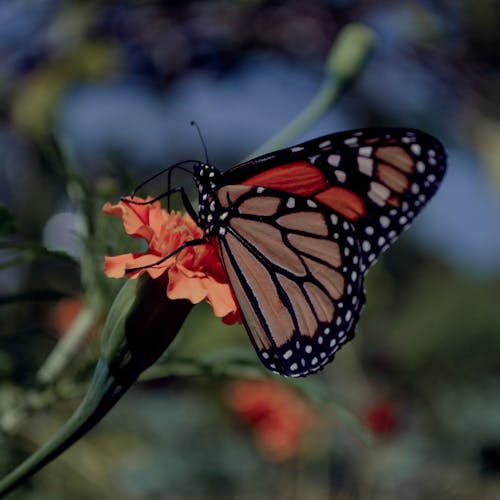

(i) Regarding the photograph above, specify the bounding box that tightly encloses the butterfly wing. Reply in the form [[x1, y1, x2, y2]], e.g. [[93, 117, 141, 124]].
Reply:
[[223, 128, 447, 270], [209, 128, 446, 376], [213, 184, 365, 376]]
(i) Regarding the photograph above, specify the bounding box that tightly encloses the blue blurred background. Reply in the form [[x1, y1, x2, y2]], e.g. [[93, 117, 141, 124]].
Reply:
[[0, 1, 499, 499]]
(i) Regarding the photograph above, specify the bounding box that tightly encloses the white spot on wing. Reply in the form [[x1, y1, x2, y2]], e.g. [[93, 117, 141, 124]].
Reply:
[[358, 156, 374, 176], [328, 154, 340, 167], [335, 170, 347, 183], [411, 144, 421, 155], [368, 182, 390, 207], [379, 216, 390, 228]]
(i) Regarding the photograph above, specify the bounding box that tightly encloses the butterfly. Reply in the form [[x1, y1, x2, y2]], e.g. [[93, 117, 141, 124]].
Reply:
[[134, 128, 447, 377]]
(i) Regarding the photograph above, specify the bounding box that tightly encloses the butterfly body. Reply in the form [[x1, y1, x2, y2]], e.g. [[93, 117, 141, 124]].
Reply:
[[193, 128, 446, 377]]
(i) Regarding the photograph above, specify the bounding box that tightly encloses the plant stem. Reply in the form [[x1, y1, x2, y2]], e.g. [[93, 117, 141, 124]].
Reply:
[[0, 360, 128, 497], [246, 23, 376, 159], [37, 306, 97, 385]]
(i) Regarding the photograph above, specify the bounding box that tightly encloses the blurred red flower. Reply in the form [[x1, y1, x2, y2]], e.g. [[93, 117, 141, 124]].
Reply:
[[364, 399, 397, 435], [103, 197, 240, 323], [48, 298, 82, 336], [226, 379, 317, 461]]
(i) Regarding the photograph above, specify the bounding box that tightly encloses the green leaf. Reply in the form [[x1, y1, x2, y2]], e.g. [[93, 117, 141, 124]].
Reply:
[[0, 205, 16, 237], [0, 240, 76, 269]]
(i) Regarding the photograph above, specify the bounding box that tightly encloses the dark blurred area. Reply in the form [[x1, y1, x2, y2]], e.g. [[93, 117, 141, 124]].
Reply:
[[0, 1, 499, 499]]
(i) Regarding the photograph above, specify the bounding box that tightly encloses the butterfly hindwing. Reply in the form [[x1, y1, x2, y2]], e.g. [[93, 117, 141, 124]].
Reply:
[[213, 185, 366, 377]]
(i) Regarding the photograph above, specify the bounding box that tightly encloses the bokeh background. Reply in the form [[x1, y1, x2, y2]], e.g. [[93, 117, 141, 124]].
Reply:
[[1, 1, 499, 499]]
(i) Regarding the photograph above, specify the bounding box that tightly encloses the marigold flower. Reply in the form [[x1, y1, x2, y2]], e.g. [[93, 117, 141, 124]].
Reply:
[[103, 197, 240, 323], [226, 379, 317, 461]]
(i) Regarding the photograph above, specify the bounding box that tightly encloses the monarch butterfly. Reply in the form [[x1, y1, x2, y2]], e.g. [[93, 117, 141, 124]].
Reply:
[[131, 128, 446, 377]]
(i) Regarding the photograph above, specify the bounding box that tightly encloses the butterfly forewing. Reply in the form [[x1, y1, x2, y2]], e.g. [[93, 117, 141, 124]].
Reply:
[[214, 185, 365, 376], [224, 128, 447, 271]]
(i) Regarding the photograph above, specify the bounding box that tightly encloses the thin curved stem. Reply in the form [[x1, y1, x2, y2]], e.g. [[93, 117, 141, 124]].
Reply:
[[246, 23, 375, 160]]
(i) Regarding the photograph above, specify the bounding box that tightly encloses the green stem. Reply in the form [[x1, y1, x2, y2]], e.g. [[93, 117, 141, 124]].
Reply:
[[0, 276, 192, 497], [0, 360, 131, 497], [37, 306, 97, 385], [247, 23, 376, 159]]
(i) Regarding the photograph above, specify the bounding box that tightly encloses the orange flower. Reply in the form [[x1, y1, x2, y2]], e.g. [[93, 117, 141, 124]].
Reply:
[[103, 197, 240, 323], [226, 379, 317, 461], [48, 298, 82, 336]]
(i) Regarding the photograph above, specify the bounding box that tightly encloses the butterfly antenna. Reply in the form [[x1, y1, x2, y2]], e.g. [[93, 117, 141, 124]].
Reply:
[[129, 161, 195, 198], [167, 164, 174, 212], [190, 120, 209, 164]]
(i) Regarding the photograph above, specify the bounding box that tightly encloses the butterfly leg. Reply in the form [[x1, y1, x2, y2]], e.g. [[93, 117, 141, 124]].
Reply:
[[121, 186, 199, 223], [126, 237, 208, 274]]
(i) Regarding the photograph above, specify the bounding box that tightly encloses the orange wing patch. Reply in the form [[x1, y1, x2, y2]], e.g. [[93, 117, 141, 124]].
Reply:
[[314, 186, 366, 221], [277, 275, 318, 339], [238, 196, 282, 216], [221, 233, 295, 348], [375, 146, 414, 173], [230, 218, 306, 276], [303, 282, 335, 323], [218, 185, 253, 208], [277, 211, 329, 236], [287, 234, 341, 268], [377, 163, 410, 193], [242, 162, 328, 196]]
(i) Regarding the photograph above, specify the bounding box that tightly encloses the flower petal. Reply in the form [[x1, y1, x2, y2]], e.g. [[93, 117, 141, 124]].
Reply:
[[204, 278, 239, 319], [104, 200, 239, 325], [103, 200, 155, 242], [167, 266, 208, 304], [104, 254, 137, 278]]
